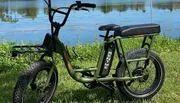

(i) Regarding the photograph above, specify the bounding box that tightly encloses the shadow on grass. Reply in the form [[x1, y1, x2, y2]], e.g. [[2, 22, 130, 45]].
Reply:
[[53, 87, 136, 103], [0, 68, 22, 103], [0, 68, 149, 103]]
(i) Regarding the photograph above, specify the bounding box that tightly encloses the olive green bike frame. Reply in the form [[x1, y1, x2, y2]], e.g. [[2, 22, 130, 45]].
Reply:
[[42, 33, 156, 84]]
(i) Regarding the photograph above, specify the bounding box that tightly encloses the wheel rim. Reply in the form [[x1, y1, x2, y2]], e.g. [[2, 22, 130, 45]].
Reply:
[[22, 68, 57, 103], [123, 57, 162, 96]]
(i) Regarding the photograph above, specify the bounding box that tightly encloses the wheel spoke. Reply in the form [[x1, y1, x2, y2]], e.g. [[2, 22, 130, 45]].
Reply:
[[129, 80, 137, 91], [13, 61, 58, 103], [135, 82, 141, 92], [24, 70, 52, 102], [116, 49, 164, 100], [127, 58, 156, 92], [136, 61, 140, 68]]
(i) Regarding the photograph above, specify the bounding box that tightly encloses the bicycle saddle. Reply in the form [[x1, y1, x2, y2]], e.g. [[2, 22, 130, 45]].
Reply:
[[114, 23, 160, 37], [99, 24, 121, 31]]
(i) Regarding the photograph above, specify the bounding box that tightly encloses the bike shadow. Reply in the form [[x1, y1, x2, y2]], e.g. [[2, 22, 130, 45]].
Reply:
[[53, 87, 133, 103]]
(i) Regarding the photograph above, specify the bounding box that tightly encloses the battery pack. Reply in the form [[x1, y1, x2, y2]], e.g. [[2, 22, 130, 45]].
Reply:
[[98, 43, 115, 77]]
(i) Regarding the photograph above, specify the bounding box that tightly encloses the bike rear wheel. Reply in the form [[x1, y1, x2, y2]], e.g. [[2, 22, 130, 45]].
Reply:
[[116, 48, 165, 100], [13, 60, 58, 103]]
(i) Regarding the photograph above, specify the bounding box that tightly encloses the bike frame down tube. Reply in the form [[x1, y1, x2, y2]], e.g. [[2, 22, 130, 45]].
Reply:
[[53, 36, 97, 83]]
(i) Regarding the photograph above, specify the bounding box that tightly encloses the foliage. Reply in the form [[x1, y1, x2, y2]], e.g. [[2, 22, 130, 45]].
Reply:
[[0, 42, 40, 73], [0, 35, 180, 102]]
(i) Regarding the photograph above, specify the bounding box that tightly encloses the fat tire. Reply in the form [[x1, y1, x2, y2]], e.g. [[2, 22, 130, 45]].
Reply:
[[116, 48, 165, 100], [13, 60, 58, 103]]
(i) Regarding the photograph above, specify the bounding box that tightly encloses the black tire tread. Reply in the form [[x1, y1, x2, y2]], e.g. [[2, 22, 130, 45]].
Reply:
[[116, 48, 165, 100], [13, 60, 58, 103]]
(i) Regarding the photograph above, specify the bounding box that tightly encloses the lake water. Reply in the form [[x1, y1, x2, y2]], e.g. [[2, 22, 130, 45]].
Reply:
[[0, 0, 180, 45]]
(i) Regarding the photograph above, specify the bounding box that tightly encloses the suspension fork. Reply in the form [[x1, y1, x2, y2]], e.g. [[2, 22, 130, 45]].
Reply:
[[42, 56, 56, 90], [29, 54, 56, 91]]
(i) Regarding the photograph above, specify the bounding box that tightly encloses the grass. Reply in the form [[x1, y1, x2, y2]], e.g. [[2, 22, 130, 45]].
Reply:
[[0, 35, 180, 103]]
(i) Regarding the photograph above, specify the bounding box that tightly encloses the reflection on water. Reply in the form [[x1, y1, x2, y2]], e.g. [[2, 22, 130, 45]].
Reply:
[[17, 7, 38, 20], [97, 1, 146, 14], [0, 1, 39, 23], [153, 1, 180, 12], [0, 4, 18, 23], [0, 0, 180, 44], [1, 0, 180, 22]]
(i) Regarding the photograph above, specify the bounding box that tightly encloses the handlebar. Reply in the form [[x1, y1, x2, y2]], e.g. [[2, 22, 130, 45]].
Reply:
[[44, 0, 96, 35], [76, 1, 96, 8], [80, 3, 96, 8]]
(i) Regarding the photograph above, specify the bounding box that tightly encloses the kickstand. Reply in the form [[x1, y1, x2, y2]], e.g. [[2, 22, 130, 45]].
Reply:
[[99, 81, 115, 103]]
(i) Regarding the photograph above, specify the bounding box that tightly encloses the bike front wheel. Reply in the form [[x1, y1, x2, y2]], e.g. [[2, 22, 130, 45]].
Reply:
[[116, 48, 165, 100], [13, 60, 58, 103]]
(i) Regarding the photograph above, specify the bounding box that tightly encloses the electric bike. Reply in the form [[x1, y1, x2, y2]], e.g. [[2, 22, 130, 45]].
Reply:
[[11, 0, 165, 102]]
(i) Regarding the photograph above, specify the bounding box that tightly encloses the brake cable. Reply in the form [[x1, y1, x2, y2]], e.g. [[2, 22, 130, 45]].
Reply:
[[65, 45, 72, 60], [65, 46, 84, 69], [65, 45, 84, 62]]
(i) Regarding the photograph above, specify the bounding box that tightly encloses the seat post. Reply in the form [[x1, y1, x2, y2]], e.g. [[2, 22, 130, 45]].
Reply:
[[105, 30, 110, 38], [141, 36, 147, 48]]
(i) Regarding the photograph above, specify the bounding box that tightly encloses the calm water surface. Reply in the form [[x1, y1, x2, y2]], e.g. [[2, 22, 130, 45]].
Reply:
[[0, 0, 180, 45]]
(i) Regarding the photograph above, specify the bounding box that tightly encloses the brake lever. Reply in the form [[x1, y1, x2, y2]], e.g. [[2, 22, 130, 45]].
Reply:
[[74, 7, 80, 10], [81, 8, 90, 12], [74, 7, 90, 12]]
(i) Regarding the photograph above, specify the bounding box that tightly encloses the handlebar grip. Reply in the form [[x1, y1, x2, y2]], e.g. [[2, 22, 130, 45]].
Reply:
[[81, 3, 96, 8]]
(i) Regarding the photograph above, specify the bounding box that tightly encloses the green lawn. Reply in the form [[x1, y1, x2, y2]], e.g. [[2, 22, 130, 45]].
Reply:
[[0, 36, 180, 103]]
